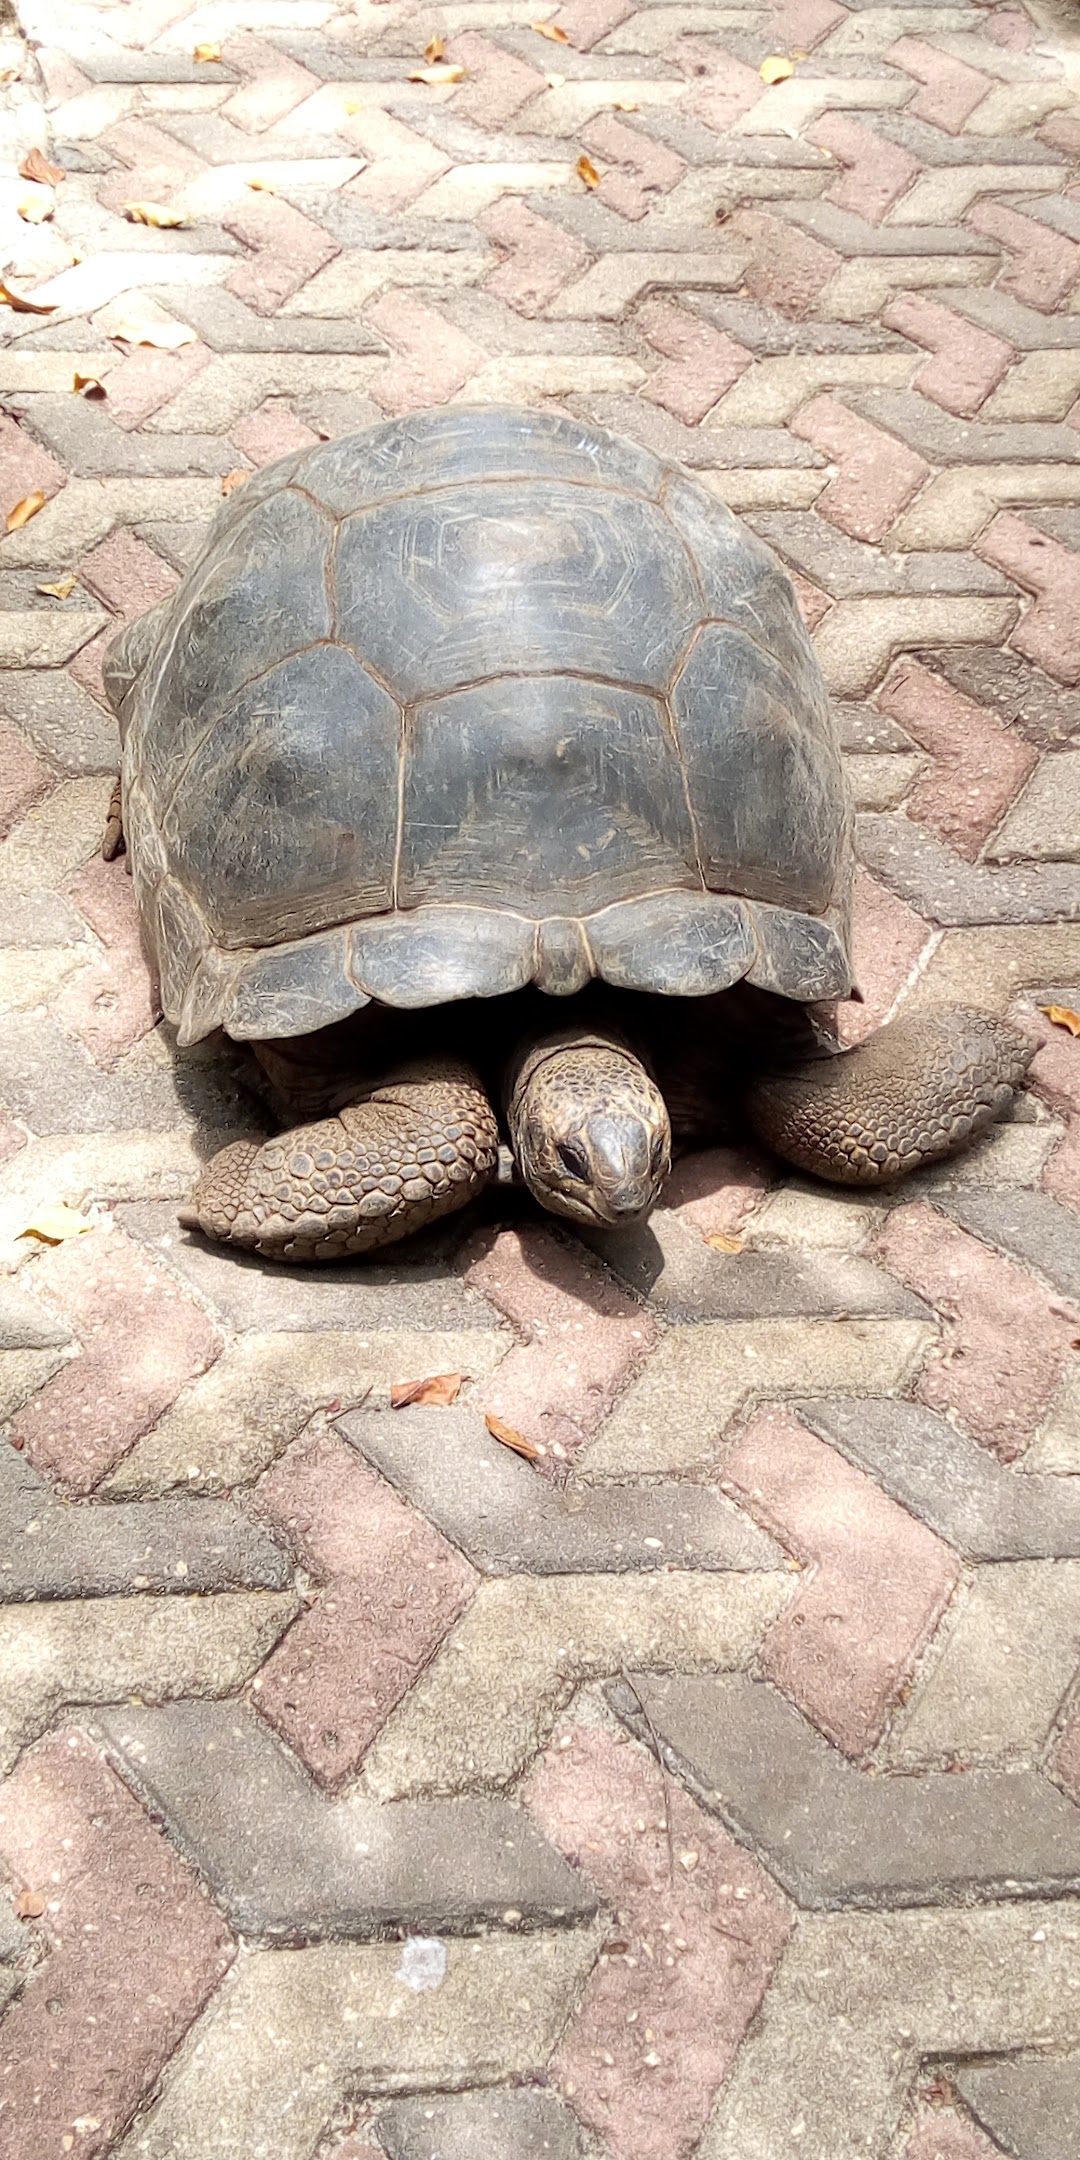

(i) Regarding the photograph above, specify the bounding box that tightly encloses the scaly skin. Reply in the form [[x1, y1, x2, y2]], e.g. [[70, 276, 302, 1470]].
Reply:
[[178, 1059, 499, 1260], [744, 1006, 1034, 1186]]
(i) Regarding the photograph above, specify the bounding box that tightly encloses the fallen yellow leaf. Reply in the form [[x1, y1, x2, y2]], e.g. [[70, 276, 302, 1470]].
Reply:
[[532, 18, 570, 39], [112, 313, 197, 348], [221, 469, 250, 495], [16, 1889, 45, 1919], [37, 577, 76, 598], [123, 200, 188, 228], [6, 491, 46, 533], [1042, 1004, 1080, 1037], [612, 98, 638, 111], [759, 53, 795, 83], [17, 192, 53, 224], [576, 152, 601, 188], [193, 40, 221, 61], [706, 1232, 744, 1253], [545, 71, 566, 87], [0, 281, 57, 314], [18, 147, 63, 186], [246, 175, 276, 190], [485, 1411, 543, 1460], [72, 372, 106, 398], [18, 1205, 95, 1244], [391, 1372, 464, 1408], [408, 62, 466, 82], [423, 33, 445, 61]]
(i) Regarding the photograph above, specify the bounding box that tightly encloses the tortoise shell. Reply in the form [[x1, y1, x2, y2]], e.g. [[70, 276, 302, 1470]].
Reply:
[[109, 406, 853, 1047]]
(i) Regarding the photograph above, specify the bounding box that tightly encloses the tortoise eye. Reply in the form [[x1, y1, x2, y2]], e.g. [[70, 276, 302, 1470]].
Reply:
[[557, 1140, 590, 1181]]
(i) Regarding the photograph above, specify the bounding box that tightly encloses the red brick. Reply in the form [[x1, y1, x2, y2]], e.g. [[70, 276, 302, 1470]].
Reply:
[[811, 112, 920, 226], [524, 1720, 790, 2158], [683, 50, 763, 139], [67, 632, 110, 708], [1052, 1699, 1080, 1805], [968, 200, 1079, 314], [724, 1409, 958, 1754], [840, 869, 932, 1046], [220, 34, 320, 132], [223, 192, 338, 316], [0, 1115, 26, 1166], [904, 2106, 1004, 2160], [101, 342, 211, 432], [637, 297, 751, 425], [36, 46, 90, 103], [365, 293, 485, 415], [667, 1146, 773, 1240], [772, 0, 847, 47], [98, 117, 203, 213], [466, 1223, 659, 1460], [735, 208, 841, 320], [0, 412, 66, 524], [251, 1427, 476, 1786], [77, 529, 177, 620], [0, 718, 52, 838], [344, 110, 449, 214], [984, 3, 1033, 46], [447, 32, 547, 128], [13, 1226, 221, 1493], [0, 1729, 233, 2160], [231, 398, 319, 467], [876, 1203, 1079, 1461], [790, 394, 930, 545], [887, 37, 992, 132], [877, 657, 1037, 860], [882, 294, 1013, 419], [480, 198, 590, 319], [790, 565, 832, 632], [976, 512, 1080, 685], [552, 0, 633, 44], [55, 854, 159, 1068], [584, 111, 685, 224], [1025, 1005, 1080, 1210]]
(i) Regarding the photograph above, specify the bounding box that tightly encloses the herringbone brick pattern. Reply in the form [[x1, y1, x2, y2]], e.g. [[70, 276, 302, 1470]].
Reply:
[[1, 0, 1080, 2151]]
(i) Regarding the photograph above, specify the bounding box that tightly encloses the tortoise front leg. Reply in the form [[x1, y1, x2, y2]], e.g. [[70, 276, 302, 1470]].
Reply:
[[744, 1007, 1033, 1187], [178, 1058, 499, 1261]]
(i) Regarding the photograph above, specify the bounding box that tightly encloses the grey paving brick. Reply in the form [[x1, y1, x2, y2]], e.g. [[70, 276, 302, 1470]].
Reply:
[[936, 1189, 1080, 1302], [916, 645, 1080, 750], [608, 1671, 1080, 1909], [20, 400, 240, 480], [133, 522, 207, 575], [800, 1397, 1080, 1562], [96, 1700, 596, 1938], [0, 1447, 291, 1601], [748, 513, 1013, 598], [340, 1404, 780, 1575], [65, 43, 235, 83], [835, 701, 917, 753], [376, 2091, 587, 2160], [1027, 508, 1080, 550], [688, 292, 909, 356], [117, 1199, 502, 1334], [955, 2054, 1080, 2160], [876, 115, 1068, 164], [295, 196, 491, 259], [154, 110, 358, 166], [0, 1018, 251, 1136], [584, 1210, 929, 1323], [568, 394, 818, 470], [780, 200, 997, 258], [0, 669, 119, 776], [153, 287, 388, 357], [946, 288, 1080, 351], [986, 751, 1080, 863], [1009, 192, 1080, 242], [0, 890, 87, 947], [856, 812, 1080, 924], [0, 1279, 72, 1351], [845, 389, 1080, 465]]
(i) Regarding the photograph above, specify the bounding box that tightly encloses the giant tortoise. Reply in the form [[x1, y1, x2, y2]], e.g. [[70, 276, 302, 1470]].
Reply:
[[103, 406, 1030, 1262]]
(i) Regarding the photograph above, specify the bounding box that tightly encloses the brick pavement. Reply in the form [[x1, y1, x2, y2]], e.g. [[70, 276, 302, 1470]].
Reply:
[[1, 0, 1080, 2151]]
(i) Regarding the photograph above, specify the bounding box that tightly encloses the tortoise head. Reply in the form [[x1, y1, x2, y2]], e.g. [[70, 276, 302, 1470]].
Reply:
[[508, 1036, 672, 1228]]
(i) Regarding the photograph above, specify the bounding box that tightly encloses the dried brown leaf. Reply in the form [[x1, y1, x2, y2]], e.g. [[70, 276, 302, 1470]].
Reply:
[[123, 200, 188, 228], [423, 33, 445, 61], [193, 40, 221, 61], [759, 53, 795, 83], [17, 191, 53, 224], [18, 147, 64, 186], [17, 1204, 94, 1243], [0, 281, 57, 314], [112, 313, 197, 348], [6, 491, 46, 533], [706, 1232, 744, 1253], [391, 1371, 464, 1408], [576, 152, 601, 189], [16, 1889, 44, 1919], [37, 577, 76, 598], [532, 18, 570, 39], [1042, 1004, 1080, 1037], [220, 469, 250, 496], [485, 1411, 543, 1460], [408, 61, 466, 82], [73, 371, 106, 398]]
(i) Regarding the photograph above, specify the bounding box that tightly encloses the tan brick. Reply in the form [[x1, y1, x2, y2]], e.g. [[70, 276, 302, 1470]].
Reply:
[[813, 597, 1018, 697]]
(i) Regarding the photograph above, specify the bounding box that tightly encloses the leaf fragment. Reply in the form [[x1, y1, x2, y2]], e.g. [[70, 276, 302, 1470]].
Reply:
[[220, 469, 250, 496], [706, 1232, 744, 1253], [111, 313, 197, 348], [423, 33, 445, 61], [16, 1889, 44, 1919], [759, 53, 795, 83], [73, 371, 106, 398], [246, 174, 276, 190], [545, 71, 566, 87], [193, 40, 221, 61], [532, 18, 570, 39], [18, 1204, 95, 1243], [576, 152, 601, 188], [0, 281, 57, 314], [18, 147, 64, 186], [408, 61, 466, 82], [485, 1411, 543, 1460], [17, 191, 53, 224], [6, 491, 46, 533], [1042, 1003, 1080, 1037], [391, 1371, 464, 1408], [612, 98, 638, 110], [123, 200, 187, 228], [37, 577, 76, 599]]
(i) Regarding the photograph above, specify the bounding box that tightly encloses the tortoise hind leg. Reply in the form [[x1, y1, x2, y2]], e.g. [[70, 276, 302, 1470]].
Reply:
[[744, 1007, 1033, 1187], [178, 1058, 499, 1260]]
